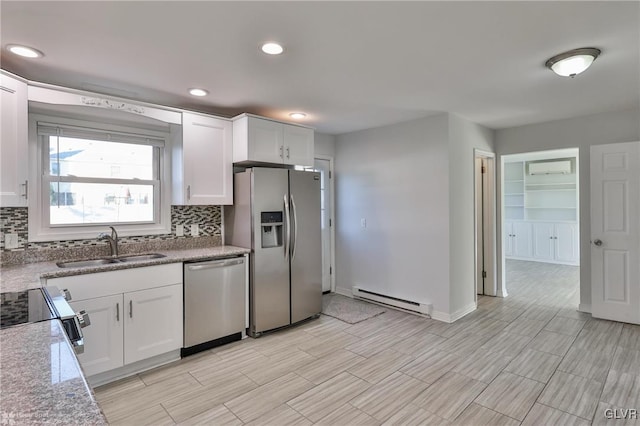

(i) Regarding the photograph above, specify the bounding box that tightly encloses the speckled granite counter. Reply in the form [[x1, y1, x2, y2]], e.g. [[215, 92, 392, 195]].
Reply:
[[0, 245, 250, 292], [0, 320, 107, 425]]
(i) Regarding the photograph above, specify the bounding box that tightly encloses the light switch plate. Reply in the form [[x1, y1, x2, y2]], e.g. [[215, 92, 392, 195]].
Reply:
[[190, 224, 199, 237], [175, 224, 184, 237], [4, 233, 19, 249]]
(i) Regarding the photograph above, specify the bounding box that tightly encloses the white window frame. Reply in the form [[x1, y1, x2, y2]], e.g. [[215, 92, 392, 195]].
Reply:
[[28, 113, 172, 242]]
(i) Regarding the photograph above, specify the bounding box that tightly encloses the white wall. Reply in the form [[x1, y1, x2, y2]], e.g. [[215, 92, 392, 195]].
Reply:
[[448, 114, 495, 317], [314, 132, 336, 157], [495, 107, 640, 311], [335, 115, 451, 314]]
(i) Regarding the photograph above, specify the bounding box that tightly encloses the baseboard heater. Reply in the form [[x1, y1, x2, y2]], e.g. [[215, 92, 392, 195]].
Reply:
[[352, 287, 432, 316]]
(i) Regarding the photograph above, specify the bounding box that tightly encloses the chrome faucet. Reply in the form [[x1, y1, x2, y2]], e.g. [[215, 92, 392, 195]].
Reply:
[[98, 226, 119, 257]]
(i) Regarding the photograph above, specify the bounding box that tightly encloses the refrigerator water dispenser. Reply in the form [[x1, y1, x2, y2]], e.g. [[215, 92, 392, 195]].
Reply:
[[260, 211, 283, 248]]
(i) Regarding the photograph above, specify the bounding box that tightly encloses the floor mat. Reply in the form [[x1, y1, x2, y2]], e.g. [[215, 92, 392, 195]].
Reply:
[[322, 293, 386, 324]]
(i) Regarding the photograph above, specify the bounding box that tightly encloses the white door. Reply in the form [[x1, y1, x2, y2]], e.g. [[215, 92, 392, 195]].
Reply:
[[504, 222, 514, 257], [532, 222, 555, 261], [124, 284, 183, 364], [284, 125, 314, 167], [591, 141, 640, 324], [513, 221, 533, 258], [70, 294, 124, 376], [182, 112, 233, 205], [309, 158, 333, 293], [248, 116, 284, 164], [0, 73, 28, 207], [555, 223, 579, 264]]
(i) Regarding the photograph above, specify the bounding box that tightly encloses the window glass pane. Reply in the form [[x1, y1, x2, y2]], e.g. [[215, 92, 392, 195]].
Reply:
[[49, 183, 154, 225], [49, 136, 154, 179]]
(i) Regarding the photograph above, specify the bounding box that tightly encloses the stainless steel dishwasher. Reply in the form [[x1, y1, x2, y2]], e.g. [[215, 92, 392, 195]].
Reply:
[[182, 255, 246, 357]]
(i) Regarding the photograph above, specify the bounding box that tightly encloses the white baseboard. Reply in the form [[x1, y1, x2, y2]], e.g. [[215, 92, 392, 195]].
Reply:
[[578, 303, 592, 314], [333, 287, 353, 298], [432, 302, 477, 323]]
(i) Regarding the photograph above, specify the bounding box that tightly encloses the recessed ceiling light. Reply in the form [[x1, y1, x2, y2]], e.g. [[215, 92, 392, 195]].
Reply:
[[261, 42, 284, 55], [289, 112, 307, 119], [545, 47, 601, 78], [189, 88, 208, 97], [7, 44, 44, 58]]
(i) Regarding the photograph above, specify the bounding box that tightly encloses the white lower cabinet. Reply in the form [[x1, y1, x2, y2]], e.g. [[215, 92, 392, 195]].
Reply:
[[69, 294, 123, 377], [45, 264, 183, 380], [124, 284, 183, 364], [504, 221, 533, 259], [506, 221, 579, 265]]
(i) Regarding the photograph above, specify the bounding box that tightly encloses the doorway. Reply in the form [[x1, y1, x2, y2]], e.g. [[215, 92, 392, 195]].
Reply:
[[500, 148, 580, 301], [303, 156, 335, 293], [475, 150, 497, 297]]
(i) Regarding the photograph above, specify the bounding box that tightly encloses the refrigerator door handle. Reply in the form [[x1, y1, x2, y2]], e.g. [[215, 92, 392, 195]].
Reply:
[[290, 194, 298, 261], [284, 194, 291, 259]]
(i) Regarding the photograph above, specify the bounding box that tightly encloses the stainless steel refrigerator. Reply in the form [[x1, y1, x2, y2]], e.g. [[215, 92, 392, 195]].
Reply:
[[225, 168, 322, 336]]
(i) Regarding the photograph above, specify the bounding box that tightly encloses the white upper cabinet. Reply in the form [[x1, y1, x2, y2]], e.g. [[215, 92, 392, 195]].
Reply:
[[175, 112, 233, 205], [232, 114, 314, 167], [1, 72, 28, 207]]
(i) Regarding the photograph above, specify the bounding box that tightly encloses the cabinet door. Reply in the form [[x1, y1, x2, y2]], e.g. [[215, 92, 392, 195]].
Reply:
[[247, 116, 284, 164], [532, 222, 555, 261], [504, 222, 514, 257], [283, 125, 314, 167], [512, 221, 533, 258], [0, 74, 28, 207], [555, 223, 579, 264], [124, 284, 183, 364], [69, 295, 124, 377], [182, 112, 233, 205]]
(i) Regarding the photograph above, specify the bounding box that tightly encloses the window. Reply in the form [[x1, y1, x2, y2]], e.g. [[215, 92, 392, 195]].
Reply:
[[29, 114, 172, 241]]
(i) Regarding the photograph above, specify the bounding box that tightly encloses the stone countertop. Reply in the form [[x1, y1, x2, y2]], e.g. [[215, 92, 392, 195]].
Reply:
[[0, 245, 250, 293], [0, 320, 107, 425]]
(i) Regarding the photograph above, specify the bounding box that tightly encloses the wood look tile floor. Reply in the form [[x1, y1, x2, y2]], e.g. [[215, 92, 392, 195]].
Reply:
[[95, 260, 640, 425]]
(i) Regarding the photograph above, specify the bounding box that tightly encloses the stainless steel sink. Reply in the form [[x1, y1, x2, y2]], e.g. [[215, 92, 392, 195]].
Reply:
[[56, 258, 122, 268], [116, 253, 166, 262], [56, 253, 166, 268]]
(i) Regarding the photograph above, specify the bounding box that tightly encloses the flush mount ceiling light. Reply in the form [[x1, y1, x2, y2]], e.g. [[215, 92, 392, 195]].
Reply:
[[545, 47, 601, 78], [7, 44, 44, 58], [261, 42, 284, 55], [289, 112, 307, 119], [188, 88, 208, 97]]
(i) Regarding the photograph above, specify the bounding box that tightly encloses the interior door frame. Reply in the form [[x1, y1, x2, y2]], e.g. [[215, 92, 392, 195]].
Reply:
[[315, 154, 336, 293], [474, 149, 497, 298]]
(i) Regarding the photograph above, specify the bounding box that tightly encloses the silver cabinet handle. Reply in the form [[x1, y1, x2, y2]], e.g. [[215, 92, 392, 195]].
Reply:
[[116, 302, 120, 321], [187, 259, 244, 271], [187, 185, 191, 202], [593, 239, 603, 246], [284, 194, 290, 259], [290, 195, 298, 261], [21, 181, 28, 199], [61, 288, 72, 301], [129, 300, 133, 318], [286, 147, 290, 159], [279, 146, 284, 159]]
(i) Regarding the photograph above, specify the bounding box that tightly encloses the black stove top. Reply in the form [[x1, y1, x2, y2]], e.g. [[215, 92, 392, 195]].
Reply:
[[0, 289, 55, 328]]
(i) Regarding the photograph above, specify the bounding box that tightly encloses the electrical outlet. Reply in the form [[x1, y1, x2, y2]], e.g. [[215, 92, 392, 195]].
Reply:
[[190, 224, 199, 237], [4, 233, 19, 249], [360, 218, 367, 229], [175, 224, 184, 237]]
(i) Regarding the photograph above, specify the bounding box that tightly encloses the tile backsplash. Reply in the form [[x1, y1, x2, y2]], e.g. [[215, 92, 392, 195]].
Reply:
[[0, 205, 222, 253]]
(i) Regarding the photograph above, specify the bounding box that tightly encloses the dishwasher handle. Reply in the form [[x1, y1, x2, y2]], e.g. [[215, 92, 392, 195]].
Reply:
[[186, 258, 244, 271]]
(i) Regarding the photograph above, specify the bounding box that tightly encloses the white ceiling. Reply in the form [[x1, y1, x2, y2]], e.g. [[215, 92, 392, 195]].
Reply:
[[1, 1, 638, 135]]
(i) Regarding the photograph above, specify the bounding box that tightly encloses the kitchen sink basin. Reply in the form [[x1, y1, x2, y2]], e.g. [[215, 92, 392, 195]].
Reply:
[[56, 253, 166, 268], [117, 253, 166, 262], [56, 258, 122, 268]]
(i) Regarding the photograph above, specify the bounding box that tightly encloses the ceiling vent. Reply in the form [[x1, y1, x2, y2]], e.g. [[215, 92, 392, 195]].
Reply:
[[528, 160, 572, 175]]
